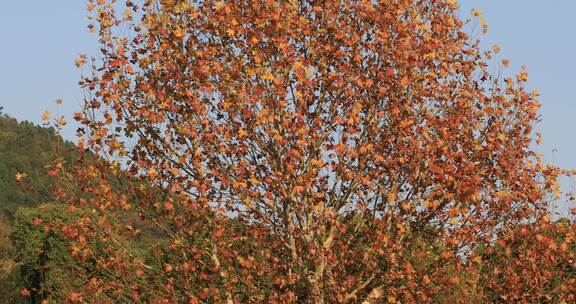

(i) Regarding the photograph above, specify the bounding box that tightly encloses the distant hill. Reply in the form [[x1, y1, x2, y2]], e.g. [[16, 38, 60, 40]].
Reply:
[[0, 107, 82, 300], [0, 107, 78, 217], [0, 109, 159, 302]]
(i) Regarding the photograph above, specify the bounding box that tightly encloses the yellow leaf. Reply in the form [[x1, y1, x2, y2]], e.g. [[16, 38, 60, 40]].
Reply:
[[312, 203, 323, 213], [56, 117, 67, 126], [238, 128, 248, 138], [553, 182, 561, 200], [387, 190, 397, 203], [173, 28, 185, 39], [243, 198, 254, 209], [293, 61, 304, 71], [215, 1, 226, 10], [74, 57, 86, 68], [517, 70, 529, 82], [401, 202, 411, 211], [262, 69, 275, 81], [479, 18, 487, 26], [41, 109, 51, 121], [305, 66, 315, 79], [445, 0, 458, 9], [400, 77, 410, 87], [148, 167, 158, 178], [492, 44, 501, 53], [15, 172, 27, 183]]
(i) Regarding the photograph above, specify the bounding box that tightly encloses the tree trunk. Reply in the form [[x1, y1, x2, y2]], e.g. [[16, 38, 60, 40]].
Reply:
[[307, 256, 326, 304]]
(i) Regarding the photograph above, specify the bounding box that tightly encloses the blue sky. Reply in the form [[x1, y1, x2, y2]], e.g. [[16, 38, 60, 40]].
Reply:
[[458, 1, 576, 169], [1, 1, 575, 215], [458, 1, 576, 216], [0, 2, 96, 139]]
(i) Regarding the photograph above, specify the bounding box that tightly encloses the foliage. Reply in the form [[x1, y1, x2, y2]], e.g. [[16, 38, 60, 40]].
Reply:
[[0, 111, 77, 212], [9, 204, 84, 303], [58, 0, 564, 303], [0, 212, 18, 302], [475, 219, 576, 302], [0, 111, 82, 303]]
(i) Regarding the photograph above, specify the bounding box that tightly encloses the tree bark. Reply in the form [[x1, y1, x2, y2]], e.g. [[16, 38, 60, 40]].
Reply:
[[307, 259, 326, 304]]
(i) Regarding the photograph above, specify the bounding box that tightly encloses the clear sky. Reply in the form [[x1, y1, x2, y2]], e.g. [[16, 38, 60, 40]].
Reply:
[[1, 1, 575, 215], [0, 2, 96, 140], [458, 1, 576, 217]]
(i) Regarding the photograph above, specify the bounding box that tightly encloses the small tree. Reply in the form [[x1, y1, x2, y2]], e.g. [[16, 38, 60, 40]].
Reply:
[[70, 0, 557, 302], [10, 204, 82, 303]]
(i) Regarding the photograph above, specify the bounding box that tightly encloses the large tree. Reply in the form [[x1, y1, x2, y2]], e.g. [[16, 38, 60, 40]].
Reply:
[[67, 0, 558, 302]]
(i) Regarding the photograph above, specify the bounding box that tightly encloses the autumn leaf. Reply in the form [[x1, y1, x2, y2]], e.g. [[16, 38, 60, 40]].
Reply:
[[445, 0, 458, 9], [174, 27, 185, 39], [15, 172, 27, 183], [56, 117, 67, 126], [41, 109, 51, 121], [492, 44, 501, 53], [74, 58, 86, 68], [69, 293, 83, 303]]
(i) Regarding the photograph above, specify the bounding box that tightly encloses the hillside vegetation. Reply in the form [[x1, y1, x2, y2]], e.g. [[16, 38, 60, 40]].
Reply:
[[0, 110, 165, 303], [0, 108, 79, 302], [0, 107, 77, 214]]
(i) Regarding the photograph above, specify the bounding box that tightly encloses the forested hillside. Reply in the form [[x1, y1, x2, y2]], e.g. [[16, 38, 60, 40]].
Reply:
[[0, 110, 165, 303], [0, 107, 77, 213], [0, 108, 79, 302]]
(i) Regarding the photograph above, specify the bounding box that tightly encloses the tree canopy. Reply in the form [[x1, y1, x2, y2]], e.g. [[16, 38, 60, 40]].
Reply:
[[62, 0, 567, 302], [2, 0, 572, 303]]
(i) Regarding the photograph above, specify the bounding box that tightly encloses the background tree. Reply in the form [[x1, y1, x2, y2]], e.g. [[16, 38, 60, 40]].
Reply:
[[69, 0, 558, 302], [9, 204, 84, 303], [475, 218, 576, 303], [0, 112, 81, 303]]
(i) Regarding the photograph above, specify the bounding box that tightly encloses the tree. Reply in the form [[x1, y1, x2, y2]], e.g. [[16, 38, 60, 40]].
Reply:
[[68, 0, 558, 302], [475, 219, 576, 302], [9, 204, 83, 303]]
